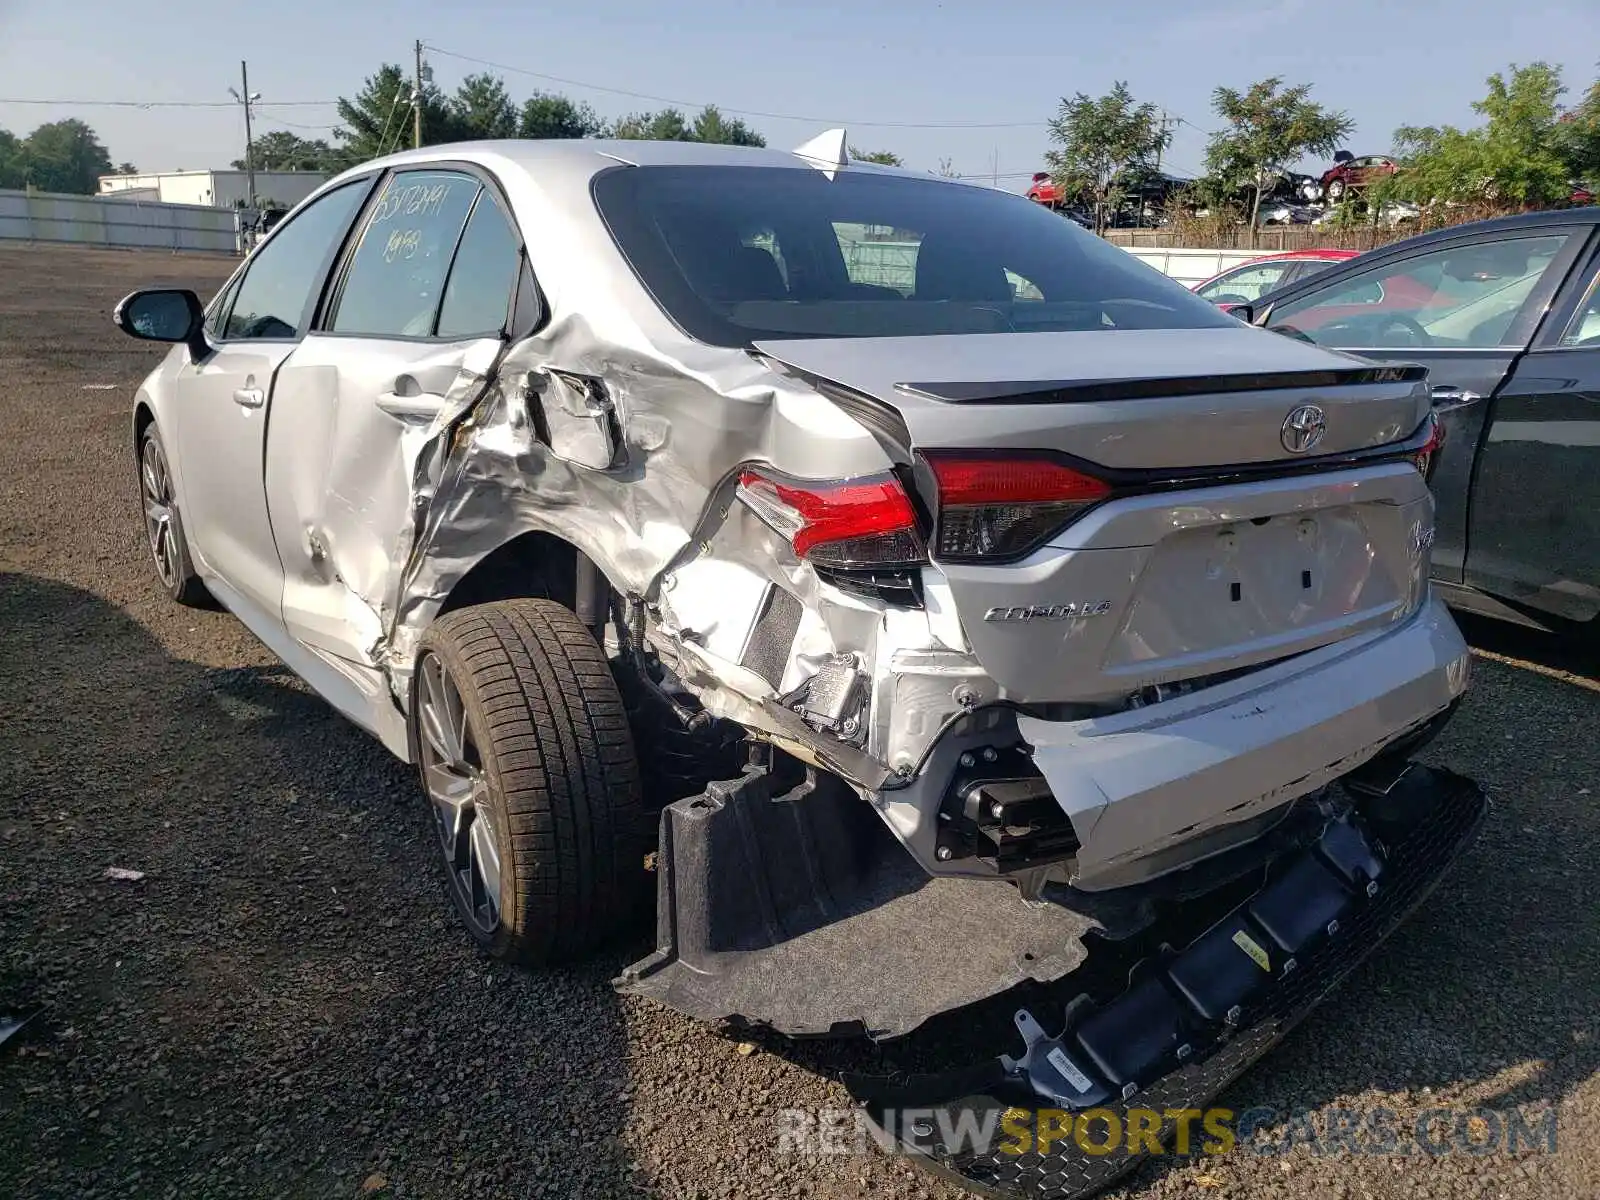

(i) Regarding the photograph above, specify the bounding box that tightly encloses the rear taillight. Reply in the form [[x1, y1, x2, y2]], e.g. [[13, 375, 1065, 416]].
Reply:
[[924, 453, 1112, 562], [1409, 412, 1445, 482], [736, 469, 926, 569]]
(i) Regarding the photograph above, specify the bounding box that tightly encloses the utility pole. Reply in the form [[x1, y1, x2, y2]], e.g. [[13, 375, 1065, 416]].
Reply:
[[1154, 110, 1181, 175], [413, 40, 425, 149], [229, 62, 260, 212]]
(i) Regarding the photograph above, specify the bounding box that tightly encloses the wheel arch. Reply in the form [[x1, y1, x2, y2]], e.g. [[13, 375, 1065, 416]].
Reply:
[[433, 529, 582, 617], [132, 398, 157, 462]]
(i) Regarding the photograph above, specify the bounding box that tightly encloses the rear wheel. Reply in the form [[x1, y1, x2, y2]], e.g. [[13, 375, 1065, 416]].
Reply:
[[137, 425, 210, 607], [414, 599, 645, 964]]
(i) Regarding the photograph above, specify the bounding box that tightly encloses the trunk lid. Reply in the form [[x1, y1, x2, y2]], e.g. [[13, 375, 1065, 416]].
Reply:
[[757, 327, 1436, 704], [755, 326, 1429, 469]]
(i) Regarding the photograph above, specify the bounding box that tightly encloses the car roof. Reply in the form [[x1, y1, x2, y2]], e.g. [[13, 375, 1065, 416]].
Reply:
[[1246, 249, 1362, 263], [324, 136, 959, 193], [1359, 206, 1600, 252]]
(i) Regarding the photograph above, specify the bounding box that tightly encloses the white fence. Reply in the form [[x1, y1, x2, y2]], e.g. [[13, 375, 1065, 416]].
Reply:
[[1122, 247, 1265, 288], [0, 188, 237, 254]]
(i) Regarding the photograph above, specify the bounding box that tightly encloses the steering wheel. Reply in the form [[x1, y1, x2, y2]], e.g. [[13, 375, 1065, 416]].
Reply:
[[1372, 313, 1432, 347]]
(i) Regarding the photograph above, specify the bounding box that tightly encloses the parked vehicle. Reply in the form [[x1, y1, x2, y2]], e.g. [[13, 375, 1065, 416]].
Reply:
[[1244, 207, 1600, 632], [1193, 249, 1360, 310], [115, 135, 1484, 1199], [1319, 151, 1398, 202]]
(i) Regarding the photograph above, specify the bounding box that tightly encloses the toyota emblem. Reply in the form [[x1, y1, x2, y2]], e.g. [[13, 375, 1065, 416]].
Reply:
[[1280, 404, 1326, 454]]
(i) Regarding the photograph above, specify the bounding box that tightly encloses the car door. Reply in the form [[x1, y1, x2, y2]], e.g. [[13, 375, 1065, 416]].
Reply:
[[168, 179, 373, 621], [1461, 239, 1600, 621], [264, 166, 529, 669], [1260, 225, 1589, 586]]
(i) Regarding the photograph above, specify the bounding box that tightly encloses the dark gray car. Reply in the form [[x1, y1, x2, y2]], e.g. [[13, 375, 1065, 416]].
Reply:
[[1245, 208, 1600, 632]]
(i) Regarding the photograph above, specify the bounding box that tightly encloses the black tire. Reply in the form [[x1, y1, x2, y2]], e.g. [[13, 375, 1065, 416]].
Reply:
[[414, 599, 645, 964], [137, 424, 211, 608], [1326, 178, 1347, 201]]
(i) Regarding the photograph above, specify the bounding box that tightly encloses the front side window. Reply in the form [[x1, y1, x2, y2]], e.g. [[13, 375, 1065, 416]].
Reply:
[[329, 170, 480, 337], [1268, 234, 1572, 349], [224, 180, 368, 341], [1195, 261, 1296, 304], [593, 166, 1234, 346]]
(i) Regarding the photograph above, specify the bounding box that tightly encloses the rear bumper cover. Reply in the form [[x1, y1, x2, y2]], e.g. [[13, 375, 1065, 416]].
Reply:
[[1024, 597, 1471, 890], [845, 764, 1488, 1200]]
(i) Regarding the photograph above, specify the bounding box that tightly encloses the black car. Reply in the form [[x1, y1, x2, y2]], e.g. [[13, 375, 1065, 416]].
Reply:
[[1241, 208, 1600, 633]]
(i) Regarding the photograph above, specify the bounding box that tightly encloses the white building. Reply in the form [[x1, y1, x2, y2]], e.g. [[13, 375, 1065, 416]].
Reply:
[[98, 169, 329, 211]]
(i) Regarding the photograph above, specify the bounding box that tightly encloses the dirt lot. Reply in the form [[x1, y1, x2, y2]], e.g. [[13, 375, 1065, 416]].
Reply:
[[1, 241, 1597, 1200]]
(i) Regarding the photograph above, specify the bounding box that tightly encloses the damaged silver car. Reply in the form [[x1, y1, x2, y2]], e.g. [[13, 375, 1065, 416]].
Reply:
[[117, 132, 1485, 1198]]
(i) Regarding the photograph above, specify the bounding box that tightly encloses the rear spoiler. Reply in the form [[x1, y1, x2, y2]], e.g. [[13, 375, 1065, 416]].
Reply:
[[897, 364, 1428, 406]]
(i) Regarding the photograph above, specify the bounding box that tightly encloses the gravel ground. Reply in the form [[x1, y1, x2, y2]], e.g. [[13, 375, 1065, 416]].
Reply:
[[0, 241, 1596, 1200]]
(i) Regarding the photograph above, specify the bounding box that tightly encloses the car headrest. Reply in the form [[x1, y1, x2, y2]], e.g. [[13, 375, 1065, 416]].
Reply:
[[1443, 243, 1533, 281], [914, 234, 1013, 303]]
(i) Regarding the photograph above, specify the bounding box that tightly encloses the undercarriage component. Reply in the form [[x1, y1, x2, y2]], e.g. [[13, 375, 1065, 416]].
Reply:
[[615, 757, 1117, 1039], [844, 764, 1488, 1200]]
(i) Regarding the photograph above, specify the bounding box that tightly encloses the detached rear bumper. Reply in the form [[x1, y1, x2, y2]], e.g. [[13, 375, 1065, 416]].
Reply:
[[846, 764, 1488, 1200]]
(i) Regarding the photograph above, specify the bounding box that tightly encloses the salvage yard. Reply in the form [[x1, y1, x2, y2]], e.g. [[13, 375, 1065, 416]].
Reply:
[[0, 241, 1597, 1200]]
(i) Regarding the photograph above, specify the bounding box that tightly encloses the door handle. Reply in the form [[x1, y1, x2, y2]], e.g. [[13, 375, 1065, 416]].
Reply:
[[375, 391, 446, 420], [1430, 385, 1483, 414], [232, 387, 265, 409]]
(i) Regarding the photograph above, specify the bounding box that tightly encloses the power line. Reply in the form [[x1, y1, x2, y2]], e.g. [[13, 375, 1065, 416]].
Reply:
[[0, 97, 337, 109], [423, 44, 1046, 130]]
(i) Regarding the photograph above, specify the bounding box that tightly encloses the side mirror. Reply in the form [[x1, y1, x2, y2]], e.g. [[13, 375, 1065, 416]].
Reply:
[[1229, 303, 1254, 323], [114, 289, 207, 359]]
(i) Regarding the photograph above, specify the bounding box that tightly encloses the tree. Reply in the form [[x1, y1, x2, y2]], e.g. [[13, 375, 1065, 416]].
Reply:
[[335, 62, 467, 161], [232, 132, 339, 172], [115, 161, 138, 175], [450, 72, 518, 139], [0, 129, 24, 189], [935, 157, 959, 178], [1558, 67, 1600, 184], [689, 105, 765, 147], [519, 91, 608, 139], [1391, 63, 1573, 206], [1045, 82, 1171, 234], [612, 108, 691, 141], [612, 105, 765, 145], [1204, 77, 1352, 233], [19, 119, 113, 193], [849, 146, 903, 166]]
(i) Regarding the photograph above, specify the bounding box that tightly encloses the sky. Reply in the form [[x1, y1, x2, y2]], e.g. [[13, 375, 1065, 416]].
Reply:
[[2, 0, 1597, 192]]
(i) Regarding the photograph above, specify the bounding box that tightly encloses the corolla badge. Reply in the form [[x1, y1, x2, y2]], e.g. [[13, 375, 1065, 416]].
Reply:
[[983, 601, 1113, 623], [1280, 404, 1327, 454]]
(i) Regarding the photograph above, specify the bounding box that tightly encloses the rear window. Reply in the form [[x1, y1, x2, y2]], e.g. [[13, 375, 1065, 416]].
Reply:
[[591, 166, 1234, 347]]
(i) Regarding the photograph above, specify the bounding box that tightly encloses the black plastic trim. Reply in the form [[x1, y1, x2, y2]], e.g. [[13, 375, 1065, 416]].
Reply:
[[899, 364, 1427, 406]]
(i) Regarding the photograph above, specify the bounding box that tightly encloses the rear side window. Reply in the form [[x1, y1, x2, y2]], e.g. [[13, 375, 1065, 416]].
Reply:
[[329, 170, 480, 337], [436, 191, 522, 338], [592, 166, 1233, 346], [224, 180, 367, 340]]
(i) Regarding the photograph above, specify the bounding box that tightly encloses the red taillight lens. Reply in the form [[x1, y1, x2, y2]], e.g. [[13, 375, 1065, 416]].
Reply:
[[1409, 412, 1445, 481], [736, 469, 926, 569], [924, 453, 1112, 562]]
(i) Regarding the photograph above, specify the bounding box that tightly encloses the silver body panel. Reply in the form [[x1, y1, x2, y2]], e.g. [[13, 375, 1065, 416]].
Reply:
[[131, 138, 1468, 891]]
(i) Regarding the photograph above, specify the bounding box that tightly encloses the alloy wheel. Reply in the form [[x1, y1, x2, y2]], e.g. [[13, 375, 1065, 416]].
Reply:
[[140, 437, 180, 588], [417, 653, 503, 934]]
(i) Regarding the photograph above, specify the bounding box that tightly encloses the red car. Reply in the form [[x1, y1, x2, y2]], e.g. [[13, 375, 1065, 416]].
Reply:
[[1320, 153, 1398, 202], [1193, 249, 1361, 311], [1026, 171, 1062, 207]]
